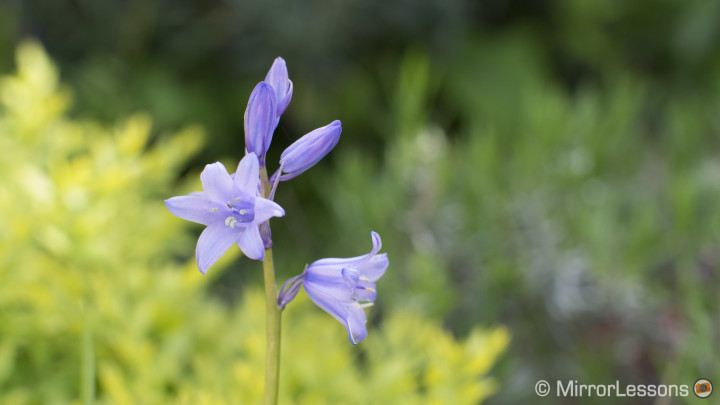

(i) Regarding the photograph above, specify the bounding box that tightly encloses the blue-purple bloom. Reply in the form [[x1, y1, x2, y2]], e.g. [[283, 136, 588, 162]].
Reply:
[[244, 58, 293, 163], [278, 231, 388, 344], [165, 153, 285, 273], [272, 120, 342, 182], [244, 82, 277, 163]]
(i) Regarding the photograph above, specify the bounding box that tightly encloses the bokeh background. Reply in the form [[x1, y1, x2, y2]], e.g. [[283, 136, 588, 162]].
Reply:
[[1, 0, 720, 404]]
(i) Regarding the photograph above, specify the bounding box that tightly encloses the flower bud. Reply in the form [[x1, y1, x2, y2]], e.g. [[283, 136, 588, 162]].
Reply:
[[277, 120, 342, 181], [244, 82, 277, 162], [265, 57, 293, 118]]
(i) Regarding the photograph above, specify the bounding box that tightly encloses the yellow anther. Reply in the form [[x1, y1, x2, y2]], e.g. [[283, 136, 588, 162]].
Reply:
[[359, 275, 370, 282], [238, 209, 248, 215], [209, 208, 219, 212]]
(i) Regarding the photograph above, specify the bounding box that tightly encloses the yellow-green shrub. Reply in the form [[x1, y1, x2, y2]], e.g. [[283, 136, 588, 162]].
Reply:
[[0, 41, 508, 405]]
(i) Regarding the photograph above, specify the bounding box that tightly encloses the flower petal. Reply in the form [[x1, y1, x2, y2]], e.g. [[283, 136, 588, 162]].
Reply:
[[277, 272, 305, 309], [303, 285, 351, 329], [244, 82, 277, 158], [305, 265, 353, 302], [252, 198, 285, 224], [343, 267, 377, 301], [358, 253, 388, 282], [309, 231, 383, 268], [237, 225, 264, 260], [352, 283, 377, 302], [341, 267, 360, 287], [234, 153, 260, 194], [201, 162, 234, 202], [165, 194, 216, 225], [196, 224, 237, 274], [264, 57, 293, 116], [346, 304, 368, 344]]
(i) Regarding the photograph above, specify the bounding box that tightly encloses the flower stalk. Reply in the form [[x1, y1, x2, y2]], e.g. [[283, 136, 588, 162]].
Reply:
[[260, 166, 281, 405]]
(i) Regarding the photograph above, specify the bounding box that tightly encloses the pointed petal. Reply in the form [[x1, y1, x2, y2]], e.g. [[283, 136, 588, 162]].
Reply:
[[368, 231, 382, 256], [165, 194, 215, 225], [237, 225, 264, 260], [234, 153, 260, 194], [280, 80, 293, 114], [196, 224, 236, 274], [359, 253, 388, 282], [278, 272, 305, 309], [201, 162, 234, 202], [346, 304, 368, 344], [303, 284, 351, 329], [244, 82, 277, 157], [265, 58, 292, 115], [309, 231, 384, 269], [252, 198, 285, 224]]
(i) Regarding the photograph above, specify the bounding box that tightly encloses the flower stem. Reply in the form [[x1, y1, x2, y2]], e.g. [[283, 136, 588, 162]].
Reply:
[[260, 166, 281, 405]]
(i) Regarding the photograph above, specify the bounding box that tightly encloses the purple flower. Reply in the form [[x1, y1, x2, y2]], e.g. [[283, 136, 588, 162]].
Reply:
[[278, 231, 388, 344], [244, 82, 277, 164], [165, 153, 285, 273], [265, 57, 293, 120], [244, 58, 293, 163], [271, 120, 342, 182]]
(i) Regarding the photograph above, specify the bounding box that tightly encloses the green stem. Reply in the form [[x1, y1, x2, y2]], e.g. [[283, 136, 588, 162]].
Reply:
[[260, 166, 281, 405]]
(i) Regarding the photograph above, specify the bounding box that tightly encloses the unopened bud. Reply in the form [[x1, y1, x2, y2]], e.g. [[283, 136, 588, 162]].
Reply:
[[277, 120, 342, 181], [265, 57, 293, 118], [244, 82, 277, 163]]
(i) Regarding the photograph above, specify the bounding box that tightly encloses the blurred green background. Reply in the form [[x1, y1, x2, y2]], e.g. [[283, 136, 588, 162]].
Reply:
[[1, 0, 720, 404]]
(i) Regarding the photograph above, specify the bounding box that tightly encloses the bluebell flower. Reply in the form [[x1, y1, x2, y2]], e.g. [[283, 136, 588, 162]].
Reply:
[[271, 120, 342, 182], [165, 153, 285, 273], [244, 82, 277, 164], [265, 57, 293, 121], [278, 231, 388, 344], [244, 58, 293, 164]]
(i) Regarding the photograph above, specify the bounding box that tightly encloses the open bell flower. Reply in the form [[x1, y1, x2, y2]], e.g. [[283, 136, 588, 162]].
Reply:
[[278, 231, 388, 344], [165, 153, 285, 273]]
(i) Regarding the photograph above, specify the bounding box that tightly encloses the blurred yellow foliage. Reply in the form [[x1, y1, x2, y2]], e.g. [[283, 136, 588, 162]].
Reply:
[[0, 40, 508, 405]]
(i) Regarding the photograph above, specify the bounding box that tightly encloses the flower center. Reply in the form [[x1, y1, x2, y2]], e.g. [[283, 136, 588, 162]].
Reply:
[[218, 195, 255, 227]]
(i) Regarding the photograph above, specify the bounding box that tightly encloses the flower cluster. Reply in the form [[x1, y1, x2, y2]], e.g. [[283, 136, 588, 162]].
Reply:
[[165, 57, 388, 344]]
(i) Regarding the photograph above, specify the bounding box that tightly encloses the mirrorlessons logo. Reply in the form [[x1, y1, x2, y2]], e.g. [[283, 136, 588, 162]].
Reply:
[[535, 379, 714, 398], [694, 379, 712, 398]]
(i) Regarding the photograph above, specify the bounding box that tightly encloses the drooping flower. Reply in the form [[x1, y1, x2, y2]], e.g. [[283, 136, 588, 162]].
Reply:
[[278, 231, 388, 344], [244, 82, 277, 163], [271, 120, 342, 182], [165, 153, 284, 273], [265, 57, 293, 120]]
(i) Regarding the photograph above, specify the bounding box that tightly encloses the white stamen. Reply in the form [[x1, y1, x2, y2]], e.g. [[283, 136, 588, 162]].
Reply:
[[359, 275, 370, 282], [209, 208, 219, 212], [225, 217, 238, 228]]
